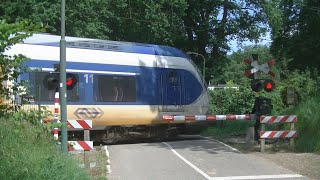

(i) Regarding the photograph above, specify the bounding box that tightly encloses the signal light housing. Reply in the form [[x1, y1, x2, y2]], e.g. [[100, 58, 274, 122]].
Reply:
[[43, 73, 59, 90], [43, 73, 78, 90], [254, 96, 272, 115], [251, 79, 275, 92], [251, 79, 263, 92]]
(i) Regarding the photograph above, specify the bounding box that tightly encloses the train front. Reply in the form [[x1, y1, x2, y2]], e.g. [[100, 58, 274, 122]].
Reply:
[[155, 46, 210, 122]]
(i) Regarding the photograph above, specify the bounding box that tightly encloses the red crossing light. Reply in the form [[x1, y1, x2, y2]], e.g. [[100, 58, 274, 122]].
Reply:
[[263, 79, 275, 92], [66, 73, 78, 90], [66, 78, 74, 86]]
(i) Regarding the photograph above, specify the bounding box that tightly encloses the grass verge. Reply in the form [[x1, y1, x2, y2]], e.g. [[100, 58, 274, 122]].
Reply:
[[288, 96, 320, 153], [0, 119, 90, 180], [201, 121, 255, 139], [69, 146, 108, 180]]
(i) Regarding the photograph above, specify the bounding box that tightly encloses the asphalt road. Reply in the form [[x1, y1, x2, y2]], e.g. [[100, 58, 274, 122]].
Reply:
[[107, 136, 307, 180]]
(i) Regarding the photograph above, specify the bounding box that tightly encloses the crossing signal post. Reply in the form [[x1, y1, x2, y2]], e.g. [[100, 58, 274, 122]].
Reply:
[[43, 69, 78, 153], [244, 54, 277, 140]]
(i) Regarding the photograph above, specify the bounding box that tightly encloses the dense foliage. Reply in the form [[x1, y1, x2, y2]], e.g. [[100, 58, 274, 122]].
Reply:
[[0, 20, 41, 114], [0, 117, 89, 179], [268, 0, 320, 70], [291, 96, 320, 152], [0, 0, 272, 82], [0, 21, 90, 179]]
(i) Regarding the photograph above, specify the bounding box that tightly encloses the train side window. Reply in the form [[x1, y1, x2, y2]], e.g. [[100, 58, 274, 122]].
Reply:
[[28, 72, 79, 102], [95, 75, 136, 102]]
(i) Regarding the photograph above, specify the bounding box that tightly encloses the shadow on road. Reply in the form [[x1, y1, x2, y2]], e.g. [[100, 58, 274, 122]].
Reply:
[[100, 135, 240, 155]]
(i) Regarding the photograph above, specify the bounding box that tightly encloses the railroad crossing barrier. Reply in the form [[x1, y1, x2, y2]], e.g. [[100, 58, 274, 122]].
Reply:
[[162, 114, 256, 122], [259, 115, 297, 152]]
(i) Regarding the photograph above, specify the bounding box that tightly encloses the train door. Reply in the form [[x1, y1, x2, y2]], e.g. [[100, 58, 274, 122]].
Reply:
[[160, 69, 184, 112]]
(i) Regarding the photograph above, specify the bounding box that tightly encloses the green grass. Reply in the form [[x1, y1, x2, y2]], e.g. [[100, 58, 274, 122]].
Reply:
[[0, 119, 90, 180], [201, 121, 255, 139], [288, 96, 320, 153]]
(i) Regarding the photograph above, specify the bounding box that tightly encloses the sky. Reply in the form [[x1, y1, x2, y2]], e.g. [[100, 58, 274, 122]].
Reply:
[[227, 32, 272, 54]]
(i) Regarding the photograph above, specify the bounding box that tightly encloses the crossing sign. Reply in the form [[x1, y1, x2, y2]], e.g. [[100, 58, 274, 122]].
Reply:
[[243, 58, 276, 78]]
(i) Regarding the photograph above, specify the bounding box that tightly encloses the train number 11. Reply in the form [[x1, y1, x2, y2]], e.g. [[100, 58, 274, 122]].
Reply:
[[84, 74, 93, 84]]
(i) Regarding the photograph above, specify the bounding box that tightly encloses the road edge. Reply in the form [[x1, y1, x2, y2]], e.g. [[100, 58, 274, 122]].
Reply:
[[104, 145, 111, 175]]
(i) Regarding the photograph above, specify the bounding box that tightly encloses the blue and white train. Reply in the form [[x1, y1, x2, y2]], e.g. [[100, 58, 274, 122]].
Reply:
[[7, 34, 209, 141]]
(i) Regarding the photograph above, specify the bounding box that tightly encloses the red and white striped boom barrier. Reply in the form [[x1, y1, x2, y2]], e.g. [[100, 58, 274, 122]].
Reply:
[[162, 114, 255, 122], [259, 115, 297, 152]]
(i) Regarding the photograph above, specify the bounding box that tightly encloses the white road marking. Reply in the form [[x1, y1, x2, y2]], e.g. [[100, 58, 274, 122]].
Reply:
[[211, 174, 304, 180], [104, 146, 111, 174], [164, 139, 304, 180], [200, 136, 240, 152], [162, 142, 211, 180]]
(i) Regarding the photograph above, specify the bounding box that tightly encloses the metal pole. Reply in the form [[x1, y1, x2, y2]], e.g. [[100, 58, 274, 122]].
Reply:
[[252, 54, 265, 150], [38, 84, 41, 123], [203, 58, 205, 83], [60, 0, 68, 154], [186, 52, 205, 83]]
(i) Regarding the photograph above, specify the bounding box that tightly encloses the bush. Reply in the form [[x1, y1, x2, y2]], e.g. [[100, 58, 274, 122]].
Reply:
[[289, 96, 320, 152], [0, 118, 90, 180], [209, 84, 255, 115], [277, 69, 319, 107], [201, 121, 255, 138]]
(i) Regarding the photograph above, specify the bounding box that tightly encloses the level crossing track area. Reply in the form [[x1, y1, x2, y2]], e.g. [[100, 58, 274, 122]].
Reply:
[[106, 135, 307, 180]]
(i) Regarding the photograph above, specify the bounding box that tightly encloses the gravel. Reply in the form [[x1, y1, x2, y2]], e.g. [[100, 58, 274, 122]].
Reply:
[[253, 152, 320, 180], [221, 137, 320, 180]]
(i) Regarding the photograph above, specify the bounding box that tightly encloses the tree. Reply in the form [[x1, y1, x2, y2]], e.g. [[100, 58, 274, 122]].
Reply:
[[269, 0, 320, 70], [0, 20, 43, 115], [1, 0, 272, 82], [182, 0, 270, 81]]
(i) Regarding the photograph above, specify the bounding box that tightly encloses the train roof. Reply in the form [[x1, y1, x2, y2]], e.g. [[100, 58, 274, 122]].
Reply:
[[23, 34, 188, 58]]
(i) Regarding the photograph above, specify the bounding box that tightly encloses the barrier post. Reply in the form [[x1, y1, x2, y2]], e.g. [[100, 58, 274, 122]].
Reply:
[[290, 122, 295, 149], [84, 129, 90, 168], [260, 124, 266, 152]]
